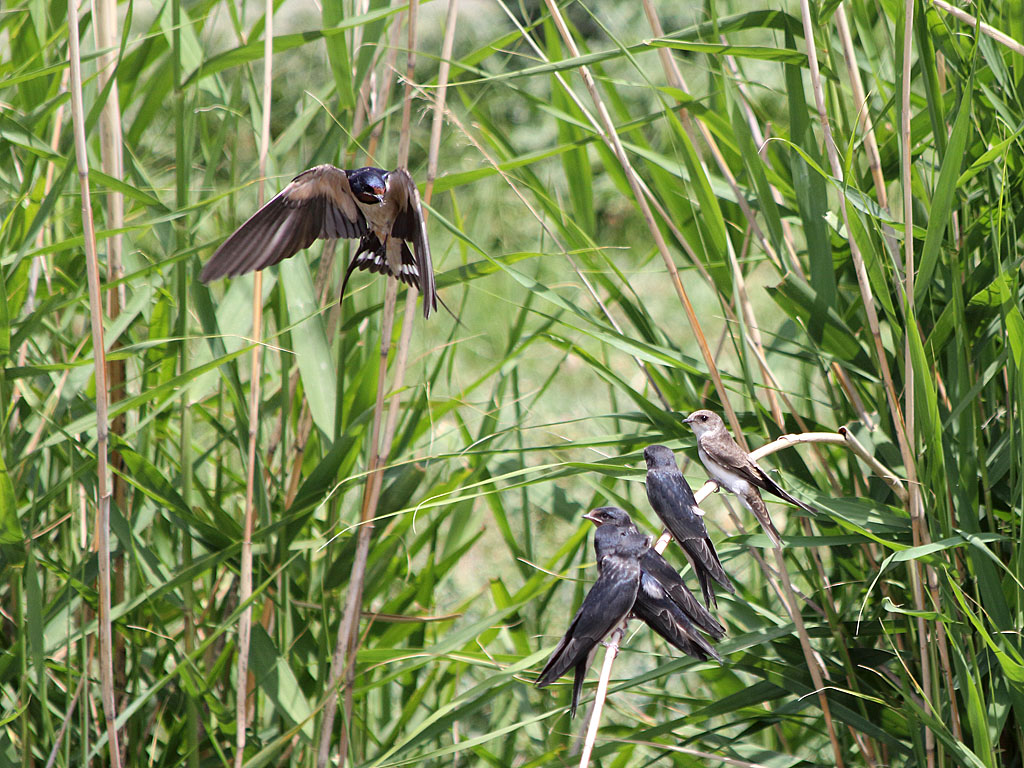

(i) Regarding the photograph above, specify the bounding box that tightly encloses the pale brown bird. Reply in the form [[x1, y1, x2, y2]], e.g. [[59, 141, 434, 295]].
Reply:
[[684, 410, 818, 548]]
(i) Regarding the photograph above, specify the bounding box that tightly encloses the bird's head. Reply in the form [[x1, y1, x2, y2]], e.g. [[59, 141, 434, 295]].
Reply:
[[683, 409, 720, 437], [642, 444, 676, 470], [583, 506, 632, 528], [348, 167, 388, 205]]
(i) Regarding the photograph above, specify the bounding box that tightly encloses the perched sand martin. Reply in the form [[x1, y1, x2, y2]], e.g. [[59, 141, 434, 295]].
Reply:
[[535, 520, 646, 717], [643, 445, 736, 607], [684, 410, 818, 548], [586, 506, 725, 647]]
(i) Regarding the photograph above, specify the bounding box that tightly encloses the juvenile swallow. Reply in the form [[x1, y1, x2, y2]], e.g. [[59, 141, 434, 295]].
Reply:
[[684, 409, 818, 548], [200, 165, 438, 317], [535, 522, 646, 717], [587, 506, 724, 642], [643, 445, 736, 608]]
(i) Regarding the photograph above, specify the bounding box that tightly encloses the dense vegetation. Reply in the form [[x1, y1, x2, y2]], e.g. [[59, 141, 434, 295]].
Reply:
[[2, 0, 1023, 765]]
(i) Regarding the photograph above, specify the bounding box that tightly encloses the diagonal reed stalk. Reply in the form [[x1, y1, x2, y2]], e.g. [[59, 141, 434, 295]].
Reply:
[[540, 0, 743, 439], [66, 2, 121, 763], [92, 0, 129, 710]]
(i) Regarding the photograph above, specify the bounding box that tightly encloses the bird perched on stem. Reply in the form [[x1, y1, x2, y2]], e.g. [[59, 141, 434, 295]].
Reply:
[[200, 165, 438, 318], [535, 520, 646, 717], [683, 409, 818, 548], [643, 445, 735, 608], [586, 506, 725, 649]]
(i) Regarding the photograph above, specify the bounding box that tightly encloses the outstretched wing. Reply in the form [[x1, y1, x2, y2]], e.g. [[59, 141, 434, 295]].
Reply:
[[201, 165, 366, 282], [384, 169, 437, 317]]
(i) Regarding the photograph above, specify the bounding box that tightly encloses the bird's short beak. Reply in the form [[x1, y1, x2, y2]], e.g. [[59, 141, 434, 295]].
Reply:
[[682, 414, 693, 424], [581, 510, 601, 524]]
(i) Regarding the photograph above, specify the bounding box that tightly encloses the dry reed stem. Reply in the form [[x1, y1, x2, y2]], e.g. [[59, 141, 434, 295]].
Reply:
[[234, 3, 275, 764], [834, 4, 893, 217], [898, 3, 935, 765], [44, 673, 86, 768], [92, 0, 130, 713], [577, 624, 625, 767], [797, 0, 912, 472], [797, 9, 933, 756], [931, 0, 1024, 54], [321, 3, 426, 761], [541, 0, 742, 443], [66, 1, 121, 762], [771, 544, 845, 765]]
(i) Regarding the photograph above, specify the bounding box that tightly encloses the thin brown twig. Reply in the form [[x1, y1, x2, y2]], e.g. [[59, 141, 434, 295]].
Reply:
[[67, 1, 121, 761], [45, 672, 86, 768]]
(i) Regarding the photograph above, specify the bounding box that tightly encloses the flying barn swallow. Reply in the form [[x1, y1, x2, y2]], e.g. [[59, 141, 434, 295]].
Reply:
[[684, 409, 819, 548], [643, 445, 736, 608], [535, 521, 646, 717], [586, 507, 724, 645], [200, 165, 438, 317]]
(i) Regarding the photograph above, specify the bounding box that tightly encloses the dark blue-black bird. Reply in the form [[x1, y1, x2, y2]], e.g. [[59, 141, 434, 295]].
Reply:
[[200, 165, 438, 317], [644, 444, 736, 608], [535, 521, 646, 717], [587, 507, 725, 654]]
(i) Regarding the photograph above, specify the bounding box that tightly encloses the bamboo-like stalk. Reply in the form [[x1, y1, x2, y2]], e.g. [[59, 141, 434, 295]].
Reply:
[[91, 0, 129, 710], [796, 0, 913, 464], [234, 1, 275, 764], [66, 2, 121, 763], [796, 9, 935, 758], [577, 624, 624, 767], [834, 4, 891, 216], [540, 0, 742, 442], [319, 1, 428, 762], [931, 0, 1024, 55], [898, 3, 934, 766]]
